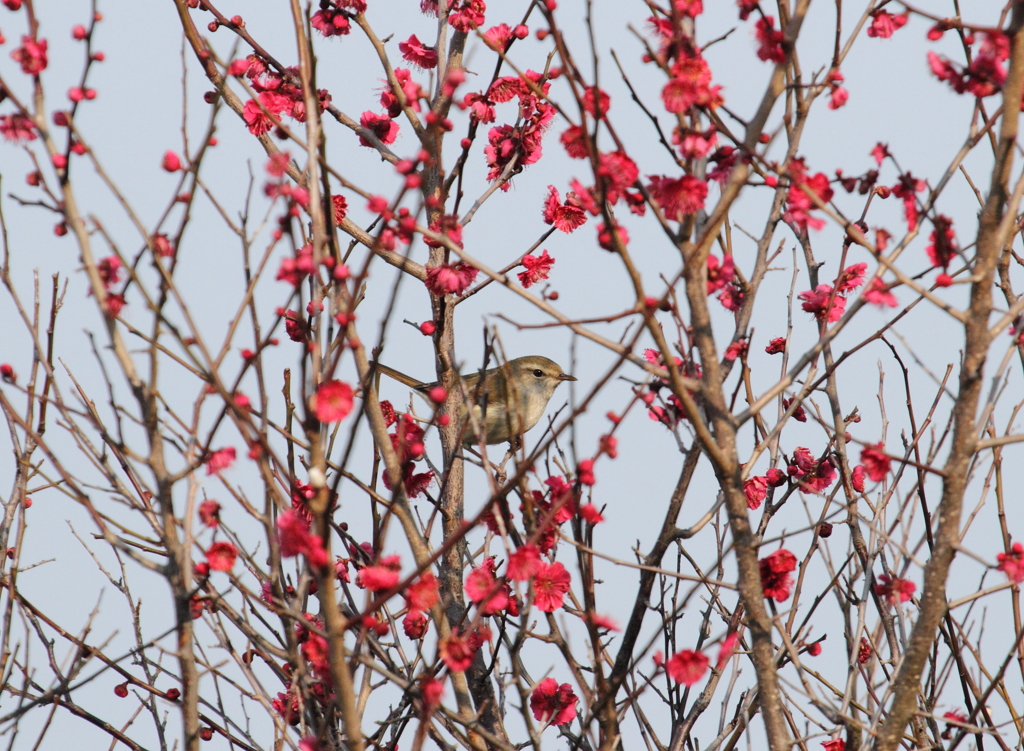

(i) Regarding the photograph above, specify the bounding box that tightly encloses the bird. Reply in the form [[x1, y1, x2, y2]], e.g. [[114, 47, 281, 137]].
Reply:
[[370, 355, 576, 447]]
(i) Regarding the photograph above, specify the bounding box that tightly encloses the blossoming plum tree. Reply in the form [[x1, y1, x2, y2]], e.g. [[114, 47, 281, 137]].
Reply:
[[2, 1, 1024, 751]]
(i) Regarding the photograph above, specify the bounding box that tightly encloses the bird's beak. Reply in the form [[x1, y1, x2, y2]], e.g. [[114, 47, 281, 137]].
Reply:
[[558, 373, 577, 382]]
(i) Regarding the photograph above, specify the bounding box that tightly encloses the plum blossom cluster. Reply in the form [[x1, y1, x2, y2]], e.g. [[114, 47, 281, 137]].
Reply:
[[439, 624, 492, 672], [890, 170, 926, 230], [517, 250, 555, 289], [928, 32, 1008, 98], [784, 158, 835, 232], [276, 242, 348, 287], [203, 540, 238, 573], [824, 69, 849, 110], [746, 440, 889, 513], [874, 574, 915, 606], [925, 214, 958, 283], [997, 543, 1024, 583], [198, 499, 221, 528], [646, 173, 708, 222], [859, 443, 891, 483], [754, 16, 786, 63], [743, 468, 787, 510], [674, 124, 717, 160], [271, 614, 333, 725], [798, 262, 868, 323], [867, 9, 908, 38], [204, 447, 236, 475], [277, 509, 329, 570], [481, 22, 529, 52], [309, 0, 365, 39], [92, 254, 128, 317], [529, 678, 578, 727], [10, 34, 48, 76], [834, 164, 879, 196], [0, 113, 36, 142], [706, 252, 743, 311], [424, 262, 478, 297], [658, 632, 738, 688], [648, 14, 723, 115], [313, 380, 355, 423], [262, 152, 350, 243], [355, 554, 401, 593], [641, 348, 699, 427], [290, 480, 339, 527], [542, 185, 588, 234], [528, 554, 572, 612], [232, 55, 332, 137], [760, 548, 797, 601], [517, 475, 580, 553], [421, 0, 487, 32], [787, 447, 836, 495], [479, 70, 556, 187], [556, 124, 648, 249], [465, 557, 517, 617], [401, 572, 439, 640], [380, 404, 435, 499], [398, 34, 438, 69]]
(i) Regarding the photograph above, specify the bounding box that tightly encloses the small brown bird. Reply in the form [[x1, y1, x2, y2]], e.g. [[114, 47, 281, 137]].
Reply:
[[372, 355, 576, 447]]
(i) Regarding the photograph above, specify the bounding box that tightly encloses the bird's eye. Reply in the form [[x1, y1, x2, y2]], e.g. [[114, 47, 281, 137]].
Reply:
[[532, 369, 544, 378]]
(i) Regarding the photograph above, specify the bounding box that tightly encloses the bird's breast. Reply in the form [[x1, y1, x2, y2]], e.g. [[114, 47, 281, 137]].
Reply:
[[463, 384, 550, 445]]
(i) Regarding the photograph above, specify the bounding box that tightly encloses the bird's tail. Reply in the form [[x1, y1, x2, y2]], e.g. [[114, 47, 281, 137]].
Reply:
[[368, 362, 429, 391]]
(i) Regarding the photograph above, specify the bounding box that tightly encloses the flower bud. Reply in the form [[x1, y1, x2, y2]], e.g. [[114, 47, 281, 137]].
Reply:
[[162, 151, 182, 172]]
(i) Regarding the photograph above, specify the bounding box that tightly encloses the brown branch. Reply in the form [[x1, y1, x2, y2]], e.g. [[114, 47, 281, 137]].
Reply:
[[874, 5, 1024, 749]]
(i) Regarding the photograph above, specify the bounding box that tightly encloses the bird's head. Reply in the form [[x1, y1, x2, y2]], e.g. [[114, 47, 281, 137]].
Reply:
[[508, 356, 577, 399]]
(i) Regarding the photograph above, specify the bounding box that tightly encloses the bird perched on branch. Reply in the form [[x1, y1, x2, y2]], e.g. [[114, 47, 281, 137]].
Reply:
[[371, 355, 576, 448]]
